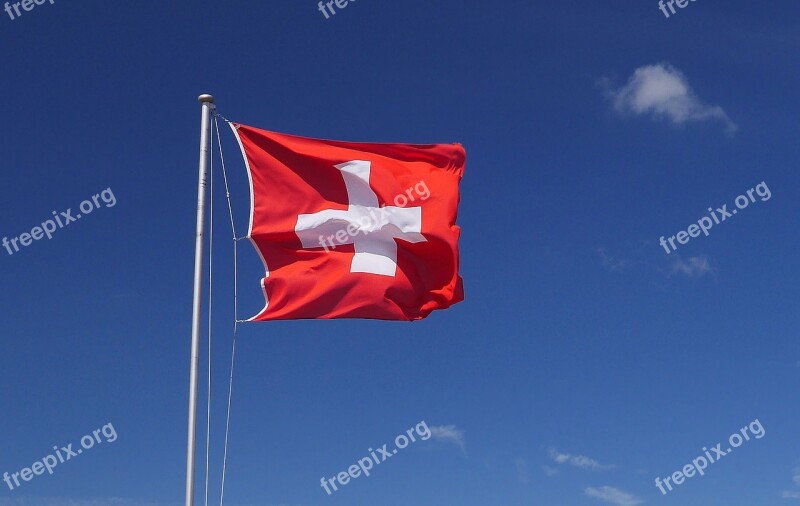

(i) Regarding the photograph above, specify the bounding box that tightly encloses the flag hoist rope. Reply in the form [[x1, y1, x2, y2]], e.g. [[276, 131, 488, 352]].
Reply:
[[213, 112, 241, 506]]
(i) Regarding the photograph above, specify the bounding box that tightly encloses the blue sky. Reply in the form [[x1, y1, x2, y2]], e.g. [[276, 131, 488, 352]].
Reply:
[[1, 1, 799, 505]]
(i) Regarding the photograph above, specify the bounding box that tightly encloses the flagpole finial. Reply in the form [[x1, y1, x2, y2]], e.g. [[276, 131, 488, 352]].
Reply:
[[198, 94, 215, 103]]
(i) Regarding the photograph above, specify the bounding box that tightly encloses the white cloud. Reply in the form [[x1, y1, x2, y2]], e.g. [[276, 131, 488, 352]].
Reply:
[[549, 449, 614, 470], [793, 467, 800, 486], [783, 491, 800, 499], [585, 486, 644, 506], [605, 63, 736, 134], [429, 424, 466, 452], [671, 256, 712, 277]]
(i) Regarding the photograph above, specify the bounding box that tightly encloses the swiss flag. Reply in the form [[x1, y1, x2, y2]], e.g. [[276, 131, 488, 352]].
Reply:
[[229, 122, 465, 321]]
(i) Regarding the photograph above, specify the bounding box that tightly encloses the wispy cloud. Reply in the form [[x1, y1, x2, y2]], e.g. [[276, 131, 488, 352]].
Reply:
[[0, 500, 176, 506], [781, 468, 800, 499], [549, 449, 614, 470], [670, 256, 712, 277], [429, 424, 466, 453], [0, 500, 297, 506], [542, 464, 559, 477], [597, 247, 627, 272], [585, 486, 644, 506], [604, 63, 736, 134], [515, 458, 529, 485]]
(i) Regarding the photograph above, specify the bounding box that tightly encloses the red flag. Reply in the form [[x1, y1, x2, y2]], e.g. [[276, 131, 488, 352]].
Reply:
[[229, 123, 465, 321]]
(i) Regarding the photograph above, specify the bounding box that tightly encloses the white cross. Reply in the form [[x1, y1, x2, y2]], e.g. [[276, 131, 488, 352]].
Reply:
[[294, 160, 427, 276]]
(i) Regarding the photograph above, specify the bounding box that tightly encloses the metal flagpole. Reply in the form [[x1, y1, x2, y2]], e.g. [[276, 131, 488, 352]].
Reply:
[[186, 93, 215, 506]]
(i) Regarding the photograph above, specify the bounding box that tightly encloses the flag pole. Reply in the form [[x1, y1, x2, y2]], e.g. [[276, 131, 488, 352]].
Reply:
[[185, 93, 215, 506]]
